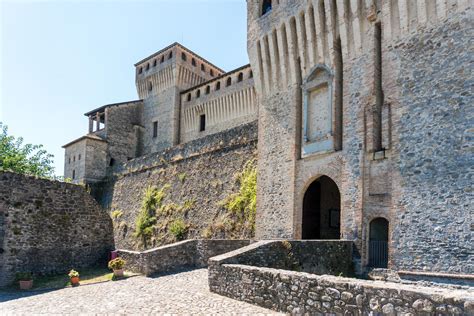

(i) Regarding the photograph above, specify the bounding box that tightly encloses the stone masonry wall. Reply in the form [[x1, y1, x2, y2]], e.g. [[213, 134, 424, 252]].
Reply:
[[209, 263, 474, 315], [209, 240, 353, 277], [98, 122, 258, 250], [0, 172, 114, 287], [389, 9, 474, 274], [117, 239, 250, 276]]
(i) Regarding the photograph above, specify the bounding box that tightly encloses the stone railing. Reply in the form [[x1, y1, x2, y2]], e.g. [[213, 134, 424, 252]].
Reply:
[[116, 239, 251, 276], [208, 240, 474, 314]]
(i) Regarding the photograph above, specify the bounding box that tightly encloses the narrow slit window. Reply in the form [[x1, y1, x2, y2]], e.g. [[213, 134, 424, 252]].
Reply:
[[168, 51, 173, 59], [206, 86, 210, 94], [187, 93, 191, 101], [72, 170, 76, 179], [201, 64, 205, 72], [226, 77, 232, 87], [182, 53, 187, 61], [196, 90, 201, 98], [216, 81, 221, 91], [210, 69, 214, 77], [153, 60, 157, 67], [192, 58, 196, 67], [153, 121, 158, 138], [238, 72, 243, 82], [262, 0, 272, 16], [199, 114, 206, 132]]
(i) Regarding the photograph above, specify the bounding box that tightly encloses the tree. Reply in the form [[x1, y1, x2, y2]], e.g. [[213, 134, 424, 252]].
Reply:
[[0, 122, 55, 178]]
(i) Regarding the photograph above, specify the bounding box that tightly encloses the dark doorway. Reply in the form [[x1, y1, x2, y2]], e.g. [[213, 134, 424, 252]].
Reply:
[[368, 218, 389, 268], [302, 176, 341, 239]]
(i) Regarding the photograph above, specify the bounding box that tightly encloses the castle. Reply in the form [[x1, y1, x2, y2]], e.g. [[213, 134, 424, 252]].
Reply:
[[63, 0, 472, 277]]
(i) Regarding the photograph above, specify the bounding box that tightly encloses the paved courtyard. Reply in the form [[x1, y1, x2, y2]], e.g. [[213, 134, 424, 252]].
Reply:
[[0, 269, 280, 315]]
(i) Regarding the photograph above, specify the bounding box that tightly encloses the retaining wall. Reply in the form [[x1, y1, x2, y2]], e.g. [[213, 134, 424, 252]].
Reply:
[[117, 239, 251, 276], [0, 172, 114, 287]]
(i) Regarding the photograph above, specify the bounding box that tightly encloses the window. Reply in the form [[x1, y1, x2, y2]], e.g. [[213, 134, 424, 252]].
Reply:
[[196, 90, 201, 98], [68, 157, 71, 164], [73, 156, 76, 162], [199, 114, 206, 132], [72, 170, 76, 179], [249, 70, 253, 78], [78, 154, 81, 160], [138, 67, 143, 74], [192, 58, 196, 66], [181, 52, 187, 61], [238, 72, 243, 82], [226, 77, 232, 87], [109, 158, 115, 167], [262, 0, 272, 16], [187, 93, 191, 101], [153, 121, 158, 138], [168, 51, 173, 59], [161, 55, 165, 63], [216, 81, 221, 90], [146, 63, 150, 71], [153, 59, 157, 67], [210, 69, 214, 77], [201, 64, 205, 72], [148, 82, 153, 92], [205, 86, 210, 94]]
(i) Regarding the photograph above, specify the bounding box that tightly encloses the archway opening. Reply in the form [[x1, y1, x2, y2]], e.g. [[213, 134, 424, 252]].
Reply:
[[302, 176, 340, 239], [368, 217, 389, 268]]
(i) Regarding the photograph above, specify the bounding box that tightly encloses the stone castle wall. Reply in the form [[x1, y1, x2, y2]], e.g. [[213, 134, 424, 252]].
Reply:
[[180, 65, 258, 143], [0, 172, 114, 287], [247, 0, 473, 274], [96, 122, 258, 250]]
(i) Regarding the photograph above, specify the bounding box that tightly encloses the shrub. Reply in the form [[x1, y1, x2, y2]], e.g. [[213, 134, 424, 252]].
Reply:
[[16, 272, 32, 281], [111, 210, 123, 219], [221, 159, 257, 234], [169, 219, 187, 240], [108, 258, 126, 270], [68, 270, 80, 278]]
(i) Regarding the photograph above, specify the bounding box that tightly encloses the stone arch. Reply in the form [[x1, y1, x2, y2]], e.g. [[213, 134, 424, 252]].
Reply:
[[302, 175, 341, 239], [368, 217, 389, 268]]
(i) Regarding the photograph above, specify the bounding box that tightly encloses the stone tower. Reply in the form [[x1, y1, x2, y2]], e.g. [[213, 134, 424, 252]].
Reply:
[[248, 0, 472, 273], [134, 43, 224, 154]]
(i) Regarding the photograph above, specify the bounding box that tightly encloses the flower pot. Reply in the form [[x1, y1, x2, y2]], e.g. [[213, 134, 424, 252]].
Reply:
[[19, 280, 33, 290], [70, 277, 80, 286], [113, 269, 124, 277]]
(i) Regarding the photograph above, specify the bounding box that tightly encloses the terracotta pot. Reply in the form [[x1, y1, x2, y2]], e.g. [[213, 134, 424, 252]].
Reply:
[[70, 277, 80, 285], [19, 280, 33, 290], [113, 269, 124, 277]]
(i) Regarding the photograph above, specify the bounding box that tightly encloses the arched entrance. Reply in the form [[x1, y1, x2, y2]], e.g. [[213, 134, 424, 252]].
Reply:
[[302, 176, 341, 239], [368, 218, 389, 268]]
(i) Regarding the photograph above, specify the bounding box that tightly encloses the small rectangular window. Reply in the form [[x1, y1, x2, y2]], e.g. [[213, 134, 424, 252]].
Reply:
[[153, 121, 158, 138], [199, 114, 206, 132], [72, 170, 76, 179]]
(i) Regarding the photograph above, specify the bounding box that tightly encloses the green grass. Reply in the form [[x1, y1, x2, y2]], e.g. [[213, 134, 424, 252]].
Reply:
[[9, 267, 138, 291]]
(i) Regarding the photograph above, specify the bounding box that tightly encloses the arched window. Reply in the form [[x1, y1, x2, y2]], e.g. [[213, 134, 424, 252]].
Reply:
[[168, 51, 173, 59], [181, 52, 187, 61], [226, 77, 232, 87], [192, 58, 196, 67], [138, 67, 143, 74], [146, 63, 150, 71], [153, 59, 157, 67], [261, 0, 272, 16], [249, 70, 253, 78], [205, 86, 210, 94], [187, 93, 191, 101], [210, 69, 214, 77], [302, 65, 334, 156], [196, 89, 201, 98], [238, 72, 243, 82], [161, 55, 165, 63], [148, 82, 153, 92], [216, 81, 221, 91], [201, 64, 205, 72]]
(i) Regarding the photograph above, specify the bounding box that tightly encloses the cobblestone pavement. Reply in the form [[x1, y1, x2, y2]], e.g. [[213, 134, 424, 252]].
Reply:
[[0, 269, 281, 315]]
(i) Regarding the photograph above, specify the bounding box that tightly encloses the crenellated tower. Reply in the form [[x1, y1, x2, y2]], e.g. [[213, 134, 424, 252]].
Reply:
[[134, 43, 224, 154]]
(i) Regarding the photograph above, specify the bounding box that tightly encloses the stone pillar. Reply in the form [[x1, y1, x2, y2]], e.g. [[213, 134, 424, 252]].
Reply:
[[89, 115, 94, 133], [96, 112, 101, 131]]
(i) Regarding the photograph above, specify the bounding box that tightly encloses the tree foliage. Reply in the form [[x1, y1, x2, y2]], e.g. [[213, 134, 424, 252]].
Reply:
[[0, 122, 55, 178]]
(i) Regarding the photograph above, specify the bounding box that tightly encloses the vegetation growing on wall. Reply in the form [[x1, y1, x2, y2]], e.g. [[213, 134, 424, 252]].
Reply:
[[203, 159, 257, 239], [169, 219, 188, 240]]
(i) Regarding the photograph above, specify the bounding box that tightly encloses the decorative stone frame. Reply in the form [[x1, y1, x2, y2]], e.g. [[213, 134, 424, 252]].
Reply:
[[301, 64, 334, 157]]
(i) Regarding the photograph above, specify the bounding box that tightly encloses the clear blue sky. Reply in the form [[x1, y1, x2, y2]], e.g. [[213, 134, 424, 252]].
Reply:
[[0, 0, 248, 176]]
